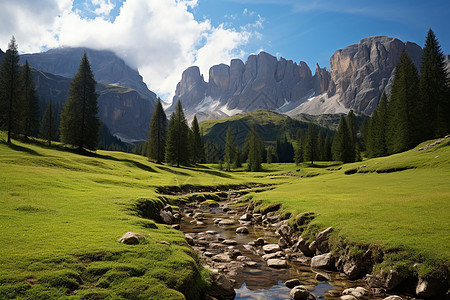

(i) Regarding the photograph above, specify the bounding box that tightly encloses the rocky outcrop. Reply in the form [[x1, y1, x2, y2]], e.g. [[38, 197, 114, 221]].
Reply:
[[328, 36, 422, 115]]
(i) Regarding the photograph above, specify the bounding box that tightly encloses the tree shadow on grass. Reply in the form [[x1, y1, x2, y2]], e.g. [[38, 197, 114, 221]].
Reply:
[[155, 165, 190, 176], [94, 153, 158, 173], [184, 165, 234, 179], [4, 142, 43, 156]]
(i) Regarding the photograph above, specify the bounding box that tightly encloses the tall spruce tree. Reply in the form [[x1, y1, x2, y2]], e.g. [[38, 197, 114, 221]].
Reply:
[[304, 122, 318, 164], [246, 124, 262, 172], [0, 36, 20, 143], [346, 110, 359, 161], [367, 92, 388, 157], [40, 101, 55, 146], [419, 29, 450, 138], [332, 115, 352, 162], [165, 100, 189, 166], [294, 133, 304, 165], [147, 98, 167, 163], [19, 60, 39, 138], [224, 124, 235, 171], [317, 130, 325, 161], [190, 115, 204, 164], [386, 50, 420, 154], [59, 53, 100, 151]]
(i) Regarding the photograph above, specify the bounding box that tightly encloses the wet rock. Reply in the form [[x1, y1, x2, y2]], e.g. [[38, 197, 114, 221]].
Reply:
[[364, 274, 383, 288], [118, 232, 146, 244], [213, 218, 222, 224], [236, 226, 249, 234], [218, 219, 235, 226], [255, 237, 265, 246], [160, 210, 174, 224], [383, 296, 403, 300], [246, 261, 258, 267], [226, 249, 241, 259], [343, 260, 364, 280], [262, 251, 284, 261], [314, 272, 330, 281], [290, 286, 315, 300], [240, 213, 253, 221], [212, 253, 232, 262], [236, 256, 251, 262], [267, 258, 287, 268], [206, 230, 218, 235], [340, 296, 357, 300], [253, 214, 262, 223], [279, 237, 289, 248], [285, 278, 301, 288], [294, 238, 314, 257], [222, 239, 237, 245], [315, 227, 333, 254], [311, 253, 334, 269], [171, 224, 180, 230], [263, 244, 281, 253], [416, 276, 447, 298], [208, 272, 236, 300], [204, 251, 214, 257], [385, 269, 403, 290], [163, 205, 173, 213], [308, 241, 317, 253], [343, 287, 368, 298]]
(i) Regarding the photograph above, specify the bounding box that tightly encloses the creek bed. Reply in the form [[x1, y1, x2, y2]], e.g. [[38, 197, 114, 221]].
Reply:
[[178, 201, 391, 300]]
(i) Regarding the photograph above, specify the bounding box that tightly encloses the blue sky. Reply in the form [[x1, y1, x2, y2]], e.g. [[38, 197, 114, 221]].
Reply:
[[1, 0, 449, 100]]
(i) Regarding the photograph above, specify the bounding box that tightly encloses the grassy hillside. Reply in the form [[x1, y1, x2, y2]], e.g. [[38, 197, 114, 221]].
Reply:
[[1, 132, 449, 298], [0, 135, 249, 299]]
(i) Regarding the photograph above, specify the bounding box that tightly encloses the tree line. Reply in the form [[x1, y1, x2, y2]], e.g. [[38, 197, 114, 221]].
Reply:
[[366, 29, 449, 157]]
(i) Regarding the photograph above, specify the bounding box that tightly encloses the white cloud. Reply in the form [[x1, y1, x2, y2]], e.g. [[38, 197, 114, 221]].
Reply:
[[0, 0, 259, 102]]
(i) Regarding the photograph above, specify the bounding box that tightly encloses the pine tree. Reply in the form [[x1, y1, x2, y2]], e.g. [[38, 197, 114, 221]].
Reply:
[[232, 144, 242, 168], [346, 110, 359, 161], [165, 100, 189, 166], [324, 133, 332, 161], [40, 101, 55, 146], [246, 124, 262, 172], [224, 124, 234, 171], [332, 115, 352, 162], [304, 122, 318, 164], [386, 50, 420, 154], [190, 115, 204, 164], [367, 92, 388, 157], [419, 29, 450, 138], [317, 130, 325, 161], [294, 134, 303, 165], [147, 98, 167, 163], [0, 36, 20, 143], [59, 53, 100, 151], [19, 60, 39, 138], [360, 117, 369, 152]]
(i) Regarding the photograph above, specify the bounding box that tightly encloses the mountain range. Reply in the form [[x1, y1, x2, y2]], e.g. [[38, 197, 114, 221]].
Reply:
[[2, 35, 449, 142], [172, 36, 438, 122]]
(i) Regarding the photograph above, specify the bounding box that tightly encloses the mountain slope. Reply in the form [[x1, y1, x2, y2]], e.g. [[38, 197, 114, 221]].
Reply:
[[173, 36, 433, 119]]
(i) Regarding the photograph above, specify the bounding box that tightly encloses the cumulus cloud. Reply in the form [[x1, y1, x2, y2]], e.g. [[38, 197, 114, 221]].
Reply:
[[0, 0, 259, 101]]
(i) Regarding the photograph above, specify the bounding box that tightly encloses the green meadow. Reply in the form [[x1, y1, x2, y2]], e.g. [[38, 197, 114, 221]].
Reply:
[[0, 133, 449, 299]]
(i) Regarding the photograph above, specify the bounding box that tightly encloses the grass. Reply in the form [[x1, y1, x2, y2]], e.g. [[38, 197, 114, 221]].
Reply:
[[0, 133, 449, 298]]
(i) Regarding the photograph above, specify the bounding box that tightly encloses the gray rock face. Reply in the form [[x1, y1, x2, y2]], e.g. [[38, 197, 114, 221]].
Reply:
[[208, 273, 236, 299], [328, 36, 422, 115], [311, 253, 334, 269]]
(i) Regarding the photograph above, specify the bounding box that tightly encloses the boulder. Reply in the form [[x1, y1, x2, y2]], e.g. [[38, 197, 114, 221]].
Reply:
[[416, 276, 447, 298], [340, 296, 357, 300], [222, 239, 237, 245], [262, 251, 284, 261], [171, 224, 180, 230], [343, 260, 364, 280], [290, 286, 316, 300], [285, 278, 301, 288], [364, 274, 384, 288], [383, 296, 403, 300], [255, 237, 265, 246], [239, 213, 253, 221], [184, 234, 195, 246], [263, 244, 281, 253], [267, 258, 287, 268], [311, 253, 334, 269], [278, 237, 289, 248], [294, 238, 314, 257], [385, 269, 403, 290], [342, 287, 368, 298], [118, 232, 146, 245], [212, 254, 232, 262], [236, 226, 249, 234], [218, 219, 235, 226], [315, 227, 333, 254], [160, 210, 174, 224], [208, 273, 236, 300], [315, 272, 330, 281]]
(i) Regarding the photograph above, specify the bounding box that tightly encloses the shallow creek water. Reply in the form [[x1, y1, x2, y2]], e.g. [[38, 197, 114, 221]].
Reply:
[[178, 201, 390, 300]]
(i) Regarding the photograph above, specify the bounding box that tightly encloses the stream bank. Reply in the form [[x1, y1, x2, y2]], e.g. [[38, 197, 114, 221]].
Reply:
[[152, 185, 448, 300]]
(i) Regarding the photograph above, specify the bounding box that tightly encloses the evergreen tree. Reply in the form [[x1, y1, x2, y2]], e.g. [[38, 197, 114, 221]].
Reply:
[[346, 110, 359, 161], [367, 92, 388, 157], [276, 137, 294, 163], [165, 100, 189, 166], [332, 115, 352, 162], [0, 36, 20, 143], [386, 50, 420, 154], [304, 122, 318, 164], [360, 117, 369, 152], [294, 134, 303, 165], [40, 101, 55, 146], [324, 133, 333, 161], [59, 53, 100, 151], [19, 60, 39, 138], [246, 124, 263, 172], [419, 29, 450, 138], [317, 130, 325, 161], [266, 146, 276, 164], [224, 124, 235, 171], [232, 144, 242, 168], [204, 140, 219, 163], [147, 98, 167, 163], [190, 115, 204, 164]]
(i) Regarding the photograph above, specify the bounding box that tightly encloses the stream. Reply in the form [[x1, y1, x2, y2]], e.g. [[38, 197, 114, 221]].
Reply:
[[177, 199, 390, 300]]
